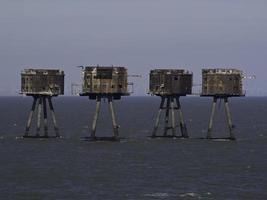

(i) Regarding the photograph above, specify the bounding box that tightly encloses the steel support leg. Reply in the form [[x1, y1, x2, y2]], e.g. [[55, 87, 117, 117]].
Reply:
[[43, 97, 48, 137], [170, 97, 176, 136], [108, 97, 119, 139], [152, 97, 165, 137], [91, 96, 101, 139], [48, 97, 60, 137], [163, 97, 171, 136], [207, 97, 217, 139], [25, 97, 38, 137], [176, 97, 188, 138], [224, 98, 235, 140], [36, 97, 43, 137]]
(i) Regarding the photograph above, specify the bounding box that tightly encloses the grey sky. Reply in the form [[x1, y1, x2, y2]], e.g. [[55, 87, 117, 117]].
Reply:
[[0, 0, 266, 96]]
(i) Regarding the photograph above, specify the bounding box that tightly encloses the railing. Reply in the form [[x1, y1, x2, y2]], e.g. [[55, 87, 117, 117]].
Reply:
[[71, 83, 83, 96]]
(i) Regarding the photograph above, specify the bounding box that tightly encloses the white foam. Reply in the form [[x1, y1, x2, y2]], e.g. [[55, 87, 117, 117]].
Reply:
[[144, 193, 170, 198], [179, 192, 199, 198]]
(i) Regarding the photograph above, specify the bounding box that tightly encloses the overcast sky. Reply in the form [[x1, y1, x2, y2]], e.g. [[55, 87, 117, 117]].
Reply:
[[0, 0, 266, 96]]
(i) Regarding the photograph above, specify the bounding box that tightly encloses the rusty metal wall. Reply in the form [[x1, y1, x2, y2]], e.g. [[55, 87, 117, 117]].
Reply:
[[81, 66, 128, 96], [21, 69, 65, 96], [149, 69, 193, 96], [202, 69, 243, 96]]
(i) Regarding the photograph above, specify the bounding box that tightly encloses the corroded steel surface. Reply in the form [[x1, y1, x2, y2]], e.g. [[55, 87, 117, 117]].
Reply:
[[21, 69, 64, 96], [80, 66, 129, 99], [202, 68, 243, 97], [149, 69, 193, 96]]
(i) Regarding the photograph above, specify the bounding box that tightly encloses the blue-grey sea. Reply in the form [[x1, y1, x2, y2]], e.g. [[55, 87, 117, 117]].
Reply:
[[0, 96, 266, 200]]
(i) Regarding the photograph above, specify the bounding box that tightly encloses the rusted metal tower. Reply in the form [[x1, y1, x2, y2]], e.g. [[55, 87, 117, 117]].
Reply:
[[150, 69, 193, 138], [21, 69, 64, 138], [201, 68, 244, 140], [80, 66, 129, 141]]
